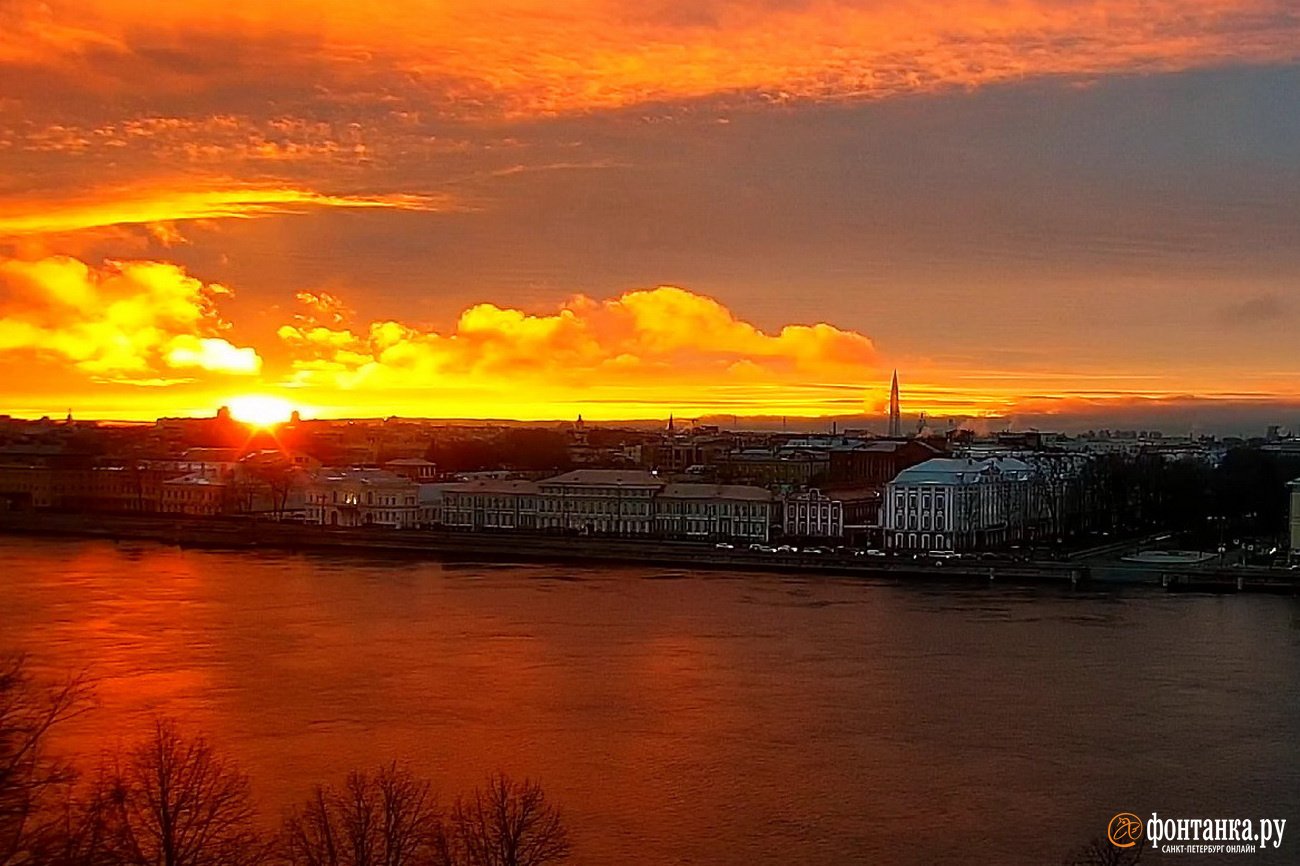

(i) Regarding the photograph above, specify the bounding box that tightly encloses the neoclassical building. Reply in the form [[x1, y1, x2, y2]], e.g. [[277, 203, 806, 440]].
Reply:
[[308, 467, 774, 541], [536, 470, 663, 535], [304, 468, 420, 528], [782, 488, 844, 538], [881, 457, 1037, 551]]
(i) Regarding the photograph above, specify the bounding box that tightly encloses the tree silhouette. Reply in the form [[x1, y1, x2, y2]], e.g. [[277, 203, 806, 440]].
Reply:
[[446, 775, 570, 866], [0, 655, 92, 866], [280, 763, 443, 866], [95, 719, 269, 866]]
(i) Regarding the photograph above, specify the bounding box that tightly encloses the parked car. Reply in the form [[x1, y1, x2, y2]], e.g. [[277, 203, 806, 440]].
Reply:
[[714, 542, 735, 550], [775, 544, 798, 553]]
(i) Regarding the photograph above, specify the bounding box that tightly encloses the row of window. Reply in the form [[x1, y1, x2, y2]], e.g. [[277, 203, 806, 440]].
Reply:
[[895, 490, 952, 509], [539, 487, 657, 498], [892, 533, 949, 549], [308, 507, 413, 525], [894, 513, 950, 531], [312, 492, 416, 506], [792, 505, 839, 516], [164, 488, 221, 500], [443, 496, 768, 517]]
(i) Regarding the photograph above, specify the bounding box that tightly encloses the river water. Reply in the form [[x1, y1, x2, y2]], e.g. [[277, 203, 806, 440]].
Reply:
[[2, 536, 1298, 865]]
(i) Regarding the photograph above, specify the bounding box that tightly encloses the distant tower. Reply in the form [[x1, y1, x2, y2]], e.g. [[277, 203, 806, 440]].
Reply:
[[888, 370, 902, 438], [667, 414, 674, 433]]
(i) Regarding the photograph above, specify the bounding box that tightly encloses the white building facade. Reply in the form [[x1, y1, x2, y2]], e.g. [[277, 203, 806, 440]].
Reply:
[[434, 479, 540, 530], [304, 468, 420, 528], [782, 489, 844, 538], [881, 457, 1036, 551], [537, 470, 662, 535], [307, 468, 773, 541], [657, 484, 772, 541], [160, 473, 228, 516]]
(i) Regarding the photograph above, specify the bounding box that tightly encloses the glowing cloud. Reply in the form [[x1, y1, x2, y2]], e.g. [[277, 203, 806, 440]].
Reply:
[[0, 184, 451, 237], [2, 258, 1298, 423], [275, 285, 878, 415], [165, 335, 261, 375], [2, 1, 1295, 115], [0, 255, 261, 378]]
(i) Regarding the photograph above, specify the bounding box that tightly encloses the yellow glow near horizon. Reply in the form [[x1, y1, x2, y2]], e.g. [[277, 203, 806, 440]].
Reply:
[[226, 395, 296, 428]]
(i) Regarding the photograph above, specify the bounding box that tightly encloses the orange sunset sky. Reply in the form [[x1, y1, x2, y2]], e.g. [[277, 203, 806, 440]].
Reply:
[[2, 1, 1299, 430]]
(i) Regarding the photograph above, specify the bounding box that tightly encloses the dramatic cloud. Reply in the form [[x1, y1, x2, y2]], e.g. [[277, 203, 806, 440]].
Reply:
[[0, 183, 450, 237], [3, 257, 1297, 425], [1, 2, 1298, 426], [293, 291, 354, 328], [0, 256, 260, 378], [276, 285, 879, 416], [3, 1, 1296, 116]]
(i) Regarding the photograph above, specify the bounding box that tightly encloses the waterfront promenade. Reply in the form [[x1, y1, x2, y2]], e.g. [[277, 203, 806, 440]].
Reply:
[[2, 511, 1297, 593]]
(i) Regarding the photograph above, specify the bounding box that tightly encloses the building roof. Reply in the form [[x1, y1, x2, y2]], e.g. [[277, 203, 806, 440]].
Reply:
[[891, 457, 1032, 486], [778, 436, 845, 449], [385, 458, 437, 466], [726, 449, 823, 462], [424, 479, 540, 497], [163, 472, 226, 487], [313, 467, 414, 486], [660, 483, 772, 502], [181, 447, 241, 462], [540, 469, 664, 488], [864, 440, 940, 454]]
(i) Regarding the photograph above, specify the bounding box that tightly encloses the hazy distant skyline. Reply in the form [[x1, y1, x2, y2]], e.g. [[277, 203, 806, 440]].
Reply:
[[2, 1, 1298, 428]]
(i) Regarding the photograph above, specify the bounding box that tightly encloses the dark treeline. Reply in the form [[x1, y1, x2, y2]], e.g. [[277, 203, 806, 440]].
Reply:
[[1088, 449, 1300, 543], [425, 430, 573, 474], [1, 657, 570, 866]]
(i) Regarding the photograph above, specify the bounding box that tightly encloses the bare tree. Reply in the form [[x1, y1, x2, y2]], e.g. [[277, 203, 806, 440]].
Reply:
[[446, 775, 569, 866], [99, 718, 269, 866], [280, 763, 442, 866], [39, 768, 123, 866], [0, 655, 92, 866]]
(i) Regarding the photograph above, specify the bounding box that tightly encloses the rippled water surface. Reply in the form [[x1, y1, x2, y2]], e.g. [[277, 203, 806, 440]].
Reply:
[[3, 536, 1299, 864]]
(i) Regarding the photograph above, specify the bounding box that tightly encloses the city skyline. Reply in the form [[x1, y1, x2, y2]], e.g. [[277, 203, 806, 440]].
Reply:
[[2, 2, 1299, 429]]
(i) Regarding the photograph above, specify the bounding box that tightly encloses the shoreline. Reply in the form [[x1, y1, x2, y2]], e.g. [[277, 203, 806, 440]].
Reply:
[[1, 512, 1296, 594]]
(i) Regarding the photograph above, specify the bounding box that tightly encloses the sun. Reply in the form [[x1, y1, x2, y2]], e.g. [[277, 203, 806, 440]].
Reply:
[[226, 395, 296, 428]]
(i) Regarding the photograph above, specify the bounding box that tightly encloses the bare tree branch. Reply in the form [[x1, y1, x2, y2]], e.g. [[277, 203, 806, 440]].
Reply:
[[95, 718, 270, 866], [446, 775, 569, 866], [0, 654, 94, 866], [280, 763, 443, 866]]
